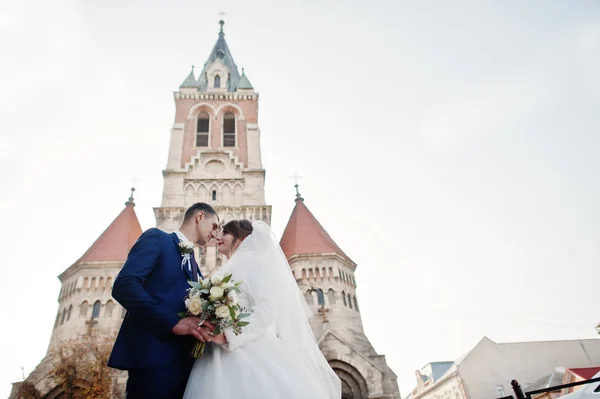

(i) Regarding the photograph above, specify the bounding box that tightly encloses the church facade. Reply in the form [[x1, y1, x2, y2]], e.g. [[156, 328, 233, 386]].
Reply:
[[10, 22, 400, 399]]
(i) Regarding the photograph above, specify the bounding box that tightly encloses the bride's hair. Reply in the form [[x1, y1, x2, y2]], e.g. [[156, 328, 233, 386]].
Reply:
[[222, 220, 253, 247]]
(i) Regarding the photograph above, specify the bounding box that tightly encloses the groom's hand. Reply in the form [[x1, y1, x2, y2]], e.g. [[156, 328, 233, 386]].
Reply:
[[172, 317, 212, 342]]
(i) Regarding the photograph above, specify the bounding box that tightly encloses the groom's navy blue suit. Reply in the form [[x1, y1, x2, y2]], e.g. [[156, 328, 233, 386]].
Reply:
[[108, 228, 202, 399]]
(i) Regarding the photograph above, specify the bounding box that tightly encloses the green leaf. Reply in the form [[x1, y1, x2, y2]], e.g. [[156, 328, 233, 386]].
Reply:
[[177, 312, 187, 318], [237, 321, 249, 327], [222, 274, 233, 284], [188, 281, 202, 289], [213, 325, 221, 336], [238, 313, 251, 319], [229, 306, 237, 320]]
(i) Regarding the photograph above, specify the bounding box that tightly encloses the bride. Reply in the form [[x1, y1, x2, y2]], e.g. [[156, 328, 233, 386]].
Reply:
[[183, 220, 341, 399]]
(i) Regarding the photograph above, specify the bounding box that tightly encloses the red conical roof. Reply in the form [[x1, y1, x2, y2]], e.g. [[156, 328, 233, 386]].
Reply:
[[279, 196, 353, 263], [72, 200, 142, 265]]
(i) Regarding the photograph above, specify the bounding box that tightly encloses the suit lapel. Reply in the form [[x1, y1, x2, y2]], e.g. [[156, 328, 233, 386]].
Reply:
[[170, 232, 195, 282]]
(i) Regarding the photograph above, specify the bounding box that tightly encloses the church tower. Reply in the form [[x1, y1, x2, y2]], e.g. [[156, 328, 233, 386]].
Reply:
[[154, 20, 271, 276], [280, 186, 401, 399], [10, 192, 142, 398]]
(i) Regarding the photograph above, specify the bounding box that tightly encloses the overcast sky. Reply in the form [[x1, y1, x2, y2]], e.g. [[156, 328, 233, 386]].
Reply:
[[1, 0, 600, 397]]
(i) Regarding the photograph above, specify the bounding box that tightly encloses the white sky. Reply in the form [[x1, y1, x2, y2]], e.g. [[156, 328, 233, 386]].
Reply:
[[1, 0, 600, 397]]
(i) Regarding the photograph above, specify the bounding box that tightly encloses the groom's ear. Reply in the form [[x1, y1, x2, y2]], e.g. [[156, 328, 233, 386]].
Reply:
[[195, 211, 205, 223]]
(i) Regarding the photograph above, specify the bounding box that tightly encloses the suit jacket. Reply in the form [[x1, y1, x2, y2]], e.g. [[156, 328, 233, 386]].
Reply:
[[108, 228, 202, 370]]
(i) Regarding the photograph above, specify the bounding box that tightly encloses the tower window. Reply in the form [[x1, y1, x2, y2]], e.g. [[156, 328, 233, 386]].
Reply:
[[316, 289, 325, 306], [214, 75, 221, 88], [212, 190, 217, 201], [342, 291, 347, 306], [354, 296, 359, 312], [348, 293, 353, 309], [92, 300, 101, 319], [196, 112, 209, 147], [223, 112, 235, 147]]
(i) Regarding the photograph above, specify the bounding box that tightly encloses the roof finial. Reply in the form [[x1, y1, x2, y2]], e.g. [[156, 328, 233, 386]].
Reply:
[[126, 187, 136, 206], [192, 64, 194, 72], [218, 15, 225, 35], [290, 172, 303, 201], [242, 67, 245, 75]]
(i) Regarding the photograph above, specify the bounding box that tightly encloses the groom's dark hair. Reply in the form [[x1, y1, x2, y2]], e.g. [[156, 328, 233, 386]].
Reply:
[[183, 202, 218, 222]]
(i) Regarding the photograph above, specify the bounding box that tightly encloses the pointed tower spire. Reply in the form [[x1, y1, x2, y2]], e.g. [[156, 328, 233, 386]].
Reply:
[[179, 65, 197, 88], [237, 67, 254, 90], [279, 191, 352, 262], [65, 194, 143, 268], [195, 20, 241, 92]]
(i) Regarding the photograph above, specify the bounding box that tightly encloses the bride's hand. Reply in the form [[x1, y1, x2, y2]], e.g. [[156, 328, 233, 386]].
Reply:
[[210, 333, 227, 345]]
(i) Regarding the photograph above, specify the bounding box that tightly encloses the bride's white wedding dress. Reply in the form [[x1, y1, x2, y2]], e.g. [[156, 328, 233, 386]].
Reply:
[[183, 222, 341, 399]]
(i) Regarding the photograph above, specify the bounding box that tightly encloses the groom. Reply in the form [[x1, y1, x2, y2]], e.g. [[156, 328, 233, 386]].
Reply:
[[108, 202, 220, 399]]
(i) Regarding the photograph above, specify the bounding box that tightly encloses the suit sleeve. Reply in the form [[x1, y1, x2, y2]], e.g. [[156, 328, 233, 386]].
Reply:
[[112, 228, 180, 340]]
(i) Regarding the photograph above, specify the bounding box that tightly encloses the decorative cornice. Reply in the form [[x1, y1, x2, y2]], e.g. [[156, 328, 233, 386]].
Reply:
[[287, 252, 357, 269], [175, 92, 258, 102]]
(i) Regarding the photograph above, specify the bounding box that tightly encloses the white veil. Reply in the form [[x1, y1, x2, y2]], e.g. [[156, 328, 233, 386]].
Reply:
[[218, 221, 341, 399]]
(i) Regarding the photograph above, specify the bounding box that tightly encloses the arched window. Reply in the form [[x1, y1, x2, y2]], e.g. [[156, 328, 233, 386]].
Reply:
[[83, 277, 89, 290], [79, 301, 89, 318], [302, 269, 307, 280], [304, 290, 313, 305], [354, 296, 359, 312], [99, 277, 105, 291], [92, 301, 101, 319], [214, 75, 221, 88], [60, 308, 66, 325], [67, 305, 73, 322], [328, 289, 336, 305], [328, 267, 333, 278], [347, 293, 353, 309], [196, 112, 209, 147], [315, 268, 321, 279], [342, 291, 347, 306], [212, 190, 217, 201], [316, 289, 325, 306], [105, 300, 115, 318], [90, 277, 96, 292], [223, 112, 235, 147], [54, 311, 60, 329], [308, 269, 314, 279], [106, 277, 112, 290]]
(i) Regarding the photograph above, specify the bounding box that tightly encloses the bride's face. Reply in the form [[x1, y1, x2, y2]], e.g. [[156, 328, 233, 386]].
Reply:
[[216, 231, 236, 257]]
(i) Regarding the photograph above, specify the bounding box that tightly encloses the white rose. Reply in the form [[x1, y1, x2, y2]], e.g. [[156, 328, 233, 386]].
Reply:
[[215, 305, 231, 320], [211, 275, 223, 286], [209, 286, 224, 301], [200, 279, 210, 289], [226, 290, 238, 306], [185, 297, 203, 316]]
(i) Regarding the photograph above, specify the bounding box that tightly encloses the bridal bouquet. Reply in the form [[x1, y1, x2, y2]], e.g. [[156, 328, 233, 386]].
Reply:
[[179, 273, 251, 358]]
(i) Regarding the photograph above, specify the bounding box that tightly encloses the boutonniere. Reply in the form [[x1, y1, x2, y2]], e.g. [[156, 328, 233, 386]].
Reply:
[[178, 240, 195, 272]]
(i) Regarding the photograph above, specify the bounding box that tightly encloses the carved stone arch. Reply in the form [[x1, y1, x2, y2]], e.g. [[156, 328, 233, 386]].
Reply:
[[215, 103, 245, 121], [184, 184, 195, 207], [203, 158, 226, 176], [233, 183, 243, 207], [187, 103, 217, 120], [328, 288, 336, 305], [197, 184, 208, 202], [222, 183, 232, 206], [328, 360, 369, 399]]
